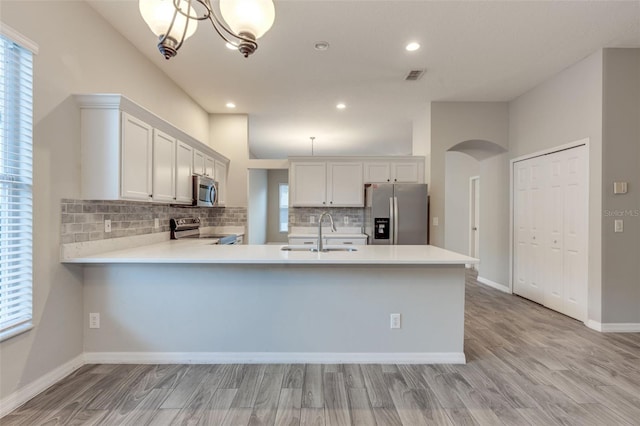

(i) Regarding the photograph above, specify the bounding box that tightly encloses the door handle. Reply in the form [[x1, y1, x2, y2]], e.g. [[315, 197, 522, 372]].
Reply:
[[389, 197, 394, 245], [393, 196, 399, 245]]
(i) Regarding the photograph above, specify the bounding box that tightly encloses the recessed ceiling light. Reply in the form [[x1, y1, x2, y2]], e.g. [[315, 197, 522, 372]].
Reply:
[[314, 41, 330, 51], [336, 103, 346, 110], [226, 42, 238, 50], [226, 102, 236, 109], [405, 42, 420, 52]]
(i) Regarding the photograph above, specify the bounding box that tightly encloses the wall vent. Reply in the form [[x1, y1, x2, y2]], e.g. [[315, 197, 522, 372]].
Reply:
[[405, 69, 425, 81]]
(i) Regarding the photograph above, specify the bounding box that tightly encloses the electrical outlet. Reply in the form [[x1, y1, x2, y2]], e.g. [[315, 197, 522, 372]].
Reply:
[[89, 312, 100, 329], [154, 218, 160, 229], [104, 219, 111, 233], [310, 216, 316, 224], [432, 217, 439, 226], [390, 313, 401, 329], [343, 217, 349, 225]]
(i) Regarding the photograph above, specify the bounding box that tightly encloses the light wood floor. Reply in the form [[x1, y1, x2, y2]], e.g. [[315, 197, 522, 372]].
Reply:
[[4, 270, 640, 425]]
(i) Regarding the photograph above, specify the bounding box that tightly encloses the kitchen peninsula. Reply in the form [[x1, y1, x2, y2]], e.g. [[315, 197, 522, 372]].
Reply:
[[63, 241, 476, 364]]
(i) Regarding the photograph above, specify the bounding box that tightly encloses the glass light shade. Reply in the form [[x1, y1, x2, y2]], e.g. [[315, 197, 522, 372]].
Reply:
[[139, 0, 197, 41], [219, 0, 275, 39]]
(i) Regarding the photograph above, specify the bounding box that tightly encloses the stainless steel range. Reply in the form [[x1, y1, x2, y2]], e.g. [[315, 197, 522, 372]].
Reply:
[[169, 217, 237, 245]]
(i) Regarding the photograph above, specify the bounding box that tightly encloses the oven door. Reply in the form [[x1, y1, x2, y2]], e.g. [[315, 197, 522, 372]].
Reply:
[[193, 176, 218, 207]]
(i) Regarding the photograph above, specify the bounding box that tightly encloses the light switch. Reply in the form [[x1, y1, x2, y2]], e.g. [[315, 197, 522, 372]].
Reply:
[[615, 219, 624, 233], [613, 182, 628, 194]]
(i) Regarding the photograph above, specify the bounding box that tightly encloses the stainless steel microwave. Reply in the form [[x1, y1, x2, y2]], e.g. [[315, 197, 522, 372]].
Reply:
[[193, 175, 219, 207]]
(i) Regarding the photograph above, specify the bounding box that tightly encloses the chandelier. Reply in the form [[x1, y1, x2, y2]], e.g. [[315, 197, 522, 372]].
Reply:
[[139, 0, 275, 59]]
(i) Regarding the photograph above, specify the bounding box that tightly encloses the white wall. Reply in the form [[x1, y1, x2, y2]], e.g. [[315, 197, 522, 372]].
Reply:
[[601, 48, 640, 324], [430, 102, 510, 287], [0, 1, 210, 400], [247, 169, 268, 244], [509, 50, 604, 322], [209, 114, 249, 207], [412, 103, 432, 185]]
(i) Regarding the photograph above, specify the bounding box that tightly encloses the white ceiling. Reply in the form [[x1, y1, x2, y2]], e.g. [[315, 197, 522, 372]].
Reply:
[[87, 0, 640, 159]]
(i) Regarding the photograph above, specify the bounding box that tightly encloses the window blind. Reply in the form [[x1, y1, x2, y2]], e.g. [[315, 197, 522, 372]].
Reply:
[[0, 30, 34, 340]]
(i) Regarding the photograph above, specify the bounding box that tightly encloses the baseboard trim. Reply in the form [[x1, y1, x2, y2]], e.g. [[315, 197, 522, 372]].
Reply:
[[477, 276, 510, 293], [587, 320, 640, 333], [84, 351, 466, 365], [0, 354, 85, 418]]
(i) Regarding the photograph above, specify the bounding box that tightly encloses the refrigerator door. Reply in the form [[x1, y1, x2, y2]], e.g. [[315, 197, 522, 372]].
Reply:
[[368, 184, 394, 245], [395, 184, 428, 244]]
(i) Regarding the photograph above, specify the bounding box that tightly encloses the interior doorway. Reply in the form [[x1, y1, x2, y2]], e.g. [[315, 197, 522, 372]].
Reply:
[[469, 176, 480, 269]]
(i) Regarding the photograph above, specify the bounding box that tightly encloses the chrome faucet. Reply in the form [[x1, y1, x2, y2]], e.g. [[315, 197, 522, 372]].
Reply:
[[316, 211, 336, 252]]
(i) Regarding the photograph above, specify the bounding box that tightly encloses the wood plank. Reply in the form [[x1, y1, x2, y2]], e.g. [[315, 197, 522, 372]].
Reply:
[[283, 364, 305, 389], [231, 364, 267, 408], [302, 364, 324, 408], [274, 388, 302, 426], [323, 372, 350, 426], [346, 388, 375, 426], [360, 364, 395, 408], [160, 364, 211, 409], [247, 372, 284, 426], [198, 388, 237, 426], [300, 408, 325, 426]]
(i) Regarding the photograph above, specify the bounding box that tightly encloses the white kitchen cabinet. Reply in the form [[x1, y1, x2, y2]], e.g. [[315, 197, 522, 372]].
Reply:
[[290, 162, 327, 206], [214, 159, 227, 206], [76, 94, 230, 204], [289, 161, 363, 207], [193, 150, 206, 176], [327, 162, 364, 207], [204, 156, 215, 178], [364, 159, 423, 183], [151, 129, 176, 203], [175, 141, 193, 204], [121, 113, 153, 201]]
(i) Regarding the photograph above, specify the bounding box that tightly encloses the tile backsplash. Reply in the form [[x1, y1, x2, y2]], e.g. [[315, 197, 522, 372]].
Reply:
[[289, 207, 364, 229], [61, 199, 246, 244]]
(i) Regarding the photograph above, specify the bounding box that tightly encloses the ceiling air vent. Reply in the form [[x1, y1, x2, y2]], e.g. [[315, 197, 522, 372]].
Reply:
[[405, 69, 425, 81]]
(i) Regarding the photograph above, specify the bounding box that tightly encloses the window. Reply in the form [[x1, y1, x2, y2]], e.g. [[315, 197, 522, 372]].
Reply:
[[279, 184, 288, 232], [0, 25, 36, 341]]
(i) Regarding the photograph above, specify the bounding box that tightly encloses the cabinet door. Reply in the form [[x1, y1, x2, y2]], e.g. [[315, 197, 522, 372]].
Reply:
[[175, 141, 193, 204], [288, 237, 317, 246], [391, 162, 420, 183], [204, 156, 215, 178], [193, 150, 205, 176], [152, 129, 176, 202], [121, 112, 153, 201], [327, 162, 364, 207], [290, 162, 327, 207], [214, 160, 227, 206], [364, 162, 391, 183]]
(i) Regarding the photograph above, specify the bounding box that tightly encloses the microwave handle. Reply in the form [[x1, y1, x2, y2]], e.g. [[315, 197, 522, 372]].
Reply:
[[211, 185, 219, 205]]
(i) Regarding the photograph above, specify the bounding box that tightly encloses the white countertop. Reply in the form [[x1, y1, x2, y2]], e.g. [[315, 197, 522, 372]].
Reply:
[[61, 240, 478, 265]]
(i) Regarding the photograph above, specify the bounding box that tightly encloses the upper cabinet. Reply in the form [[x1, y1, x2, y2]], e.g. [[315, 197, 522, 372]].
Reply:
[[363, 158, 424, 183], [76, 94, 230, 205], [289, 160, 363, 207]]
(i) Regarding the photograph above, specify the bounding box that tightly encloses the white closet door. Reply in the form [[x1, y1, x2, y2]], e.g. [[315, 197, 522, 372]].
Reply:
[[513, 145, 587, 322]]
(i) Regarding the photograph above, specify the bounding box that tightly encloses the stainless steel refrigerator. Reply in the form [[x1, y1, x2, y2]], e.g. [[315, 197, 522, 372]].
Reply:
[[365, 183, 429, 245]]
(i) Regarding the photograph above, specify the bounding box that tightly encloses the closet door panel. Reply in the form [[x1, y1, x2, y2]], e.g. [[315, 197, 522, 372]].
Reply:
[[546, 155, 564, 311], [513, 163, 530, 299], [562, 147, 587, 320], [527, 158, 546, 304]]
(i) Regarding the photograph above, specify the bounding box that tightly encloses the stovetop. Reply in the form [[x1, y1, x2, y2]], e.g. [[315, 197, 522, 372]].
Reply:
[[169, 218, 237, 244]]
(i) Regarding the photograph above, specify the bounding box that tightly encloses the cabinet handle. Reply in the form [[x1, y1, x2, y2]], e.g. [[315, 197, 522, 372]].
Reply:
[[394, 179, 397, 182], [533, 236, 536, 240], [554, 240, 558, 244], [330, 201, 333, 204], [323, 201, 326, 205], [303, 242, 314, 245], [387, 179, 390, 182], [173, 197, 177, 200], [149, 194, 153, 198]]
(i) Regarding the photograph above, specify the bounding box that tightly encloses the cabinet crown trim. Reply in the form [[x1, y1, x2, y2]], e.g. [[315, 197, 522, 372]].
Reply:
[[75, 93, 229, 164]]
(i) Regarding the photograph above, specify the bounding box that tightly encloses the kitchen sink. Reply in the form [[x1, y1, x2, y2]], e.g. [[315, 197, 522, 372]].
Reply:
[[280, 246, 358, 252]]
